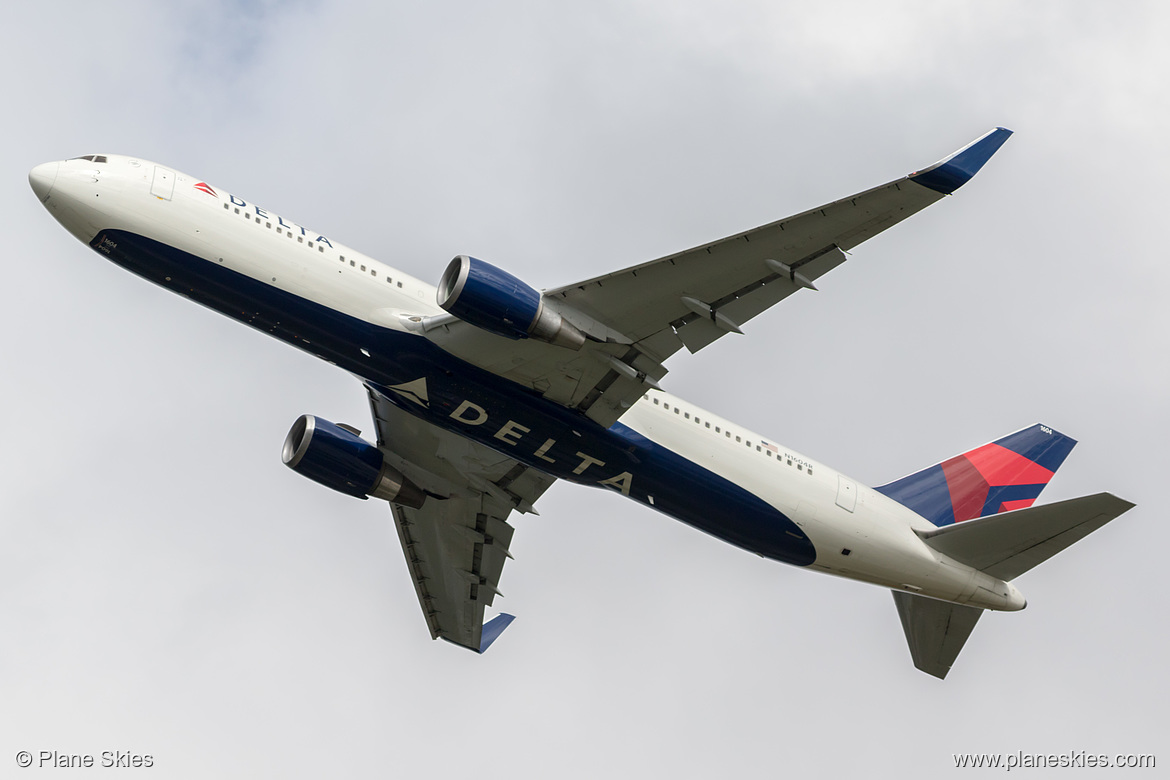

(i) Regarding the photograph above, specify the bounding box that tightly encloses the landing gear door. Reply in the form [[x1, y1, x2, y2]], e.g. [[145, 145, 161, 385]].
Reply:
[[836, 475, 857, 513], [151, 166, 175, 200]]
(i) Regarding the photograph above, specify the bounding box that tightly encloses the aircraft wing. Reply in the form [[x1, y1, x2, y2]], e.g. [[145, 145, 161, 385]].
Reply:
[[366, 386, 555, 651], [546, 128, 1013, 356], [425, 128, 1012, 428]]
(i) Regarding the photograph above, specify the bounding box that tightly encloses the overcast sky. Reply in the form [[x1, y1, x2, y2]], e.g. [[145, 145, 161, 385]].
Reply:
[[3, 1, 1166, 777]]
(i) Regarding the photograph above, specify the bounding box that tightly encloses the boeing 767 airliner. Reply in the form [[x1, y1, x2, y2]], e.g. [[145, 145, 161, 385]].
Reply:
[[29, 129, 1132, 678]]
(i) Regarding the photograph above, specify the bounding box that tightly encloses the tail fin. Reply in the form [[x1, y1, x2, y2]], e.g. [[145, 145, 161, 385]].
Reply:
[[875, 424, 1077, 527]]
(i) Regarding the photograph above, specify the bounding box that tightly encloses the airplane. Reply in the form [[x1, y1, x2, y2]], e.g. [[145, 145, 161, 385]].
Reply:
[[28, 129, 1133, 679]]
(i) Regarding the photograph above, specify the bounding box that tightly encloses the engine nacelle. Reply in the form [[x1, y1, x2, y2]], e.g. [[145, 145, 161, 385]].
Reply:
[[437, 255, 585, 349], [281, 415, 426, 508]]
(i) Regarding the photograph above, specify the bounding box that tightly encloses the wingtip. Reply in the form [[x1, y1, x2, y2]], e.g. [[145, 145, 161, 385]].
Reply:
[[909, 127, 1014, 195], [477, 612, 516, 653]]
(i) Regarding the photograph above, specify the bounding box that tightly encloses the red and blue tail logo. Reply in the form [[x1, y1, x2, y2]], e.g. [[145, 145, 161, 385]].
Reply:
[[875, 424, 1076, 527]]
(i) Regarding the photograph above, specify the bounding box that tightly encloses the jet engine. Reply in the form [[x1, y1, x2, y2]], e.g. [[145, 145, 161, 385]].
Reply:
[[281, 415, 426, 508], [437, 255, 585, 349]]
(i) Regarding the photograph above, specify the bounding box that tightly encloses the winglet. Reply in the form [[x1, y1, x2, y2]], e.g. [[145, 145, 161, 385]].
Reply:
[[909, 127, 1013, 195], [478, 613, 516, 653]]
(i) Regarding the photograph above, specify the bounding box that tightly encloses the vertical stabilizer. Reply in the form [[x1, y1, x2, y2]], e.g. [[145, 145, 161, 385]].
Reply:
[[875, 424, 1076, 527]]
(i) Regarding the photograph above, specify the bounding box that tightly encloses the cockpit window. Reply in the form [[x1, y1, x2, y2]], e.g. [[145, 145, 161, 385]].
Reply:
[[69, 155, 107, 163]]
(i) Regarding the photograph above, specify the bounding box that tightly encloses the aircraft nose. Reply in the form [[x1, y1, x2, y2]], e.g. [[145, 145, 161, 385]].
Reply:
[[29, 161, 60, 202]]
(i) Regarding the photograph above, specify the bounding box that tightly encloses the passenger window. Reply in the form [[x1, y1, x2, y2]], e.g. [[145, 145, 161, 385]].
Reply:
[[397, 281, 403, 288], [360, 265, 366, 272], [319, 246, 325, 252], [298, 236, 304, 243], [736, 436, 741, 443], [266, 222, 272, 228], [684, 412, 690, 420], [705, 422, 710, 429], [372, 270, 377, 277], [653, 398, 659, 405], [223, 203, 229, 210]]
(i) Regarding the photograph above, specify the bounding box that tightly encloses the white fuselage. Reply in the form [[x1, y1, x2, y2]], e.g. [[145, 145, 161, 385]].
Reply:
[[29, 154, 1026, 613]]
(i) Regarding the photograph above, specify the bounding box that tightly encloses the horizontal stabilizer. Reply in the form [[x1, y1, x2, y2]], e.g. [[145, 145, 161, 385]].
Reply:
[[478, 613, 516, 654], [892, 591, 983, 680], [918, 493, 1134, 581]]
